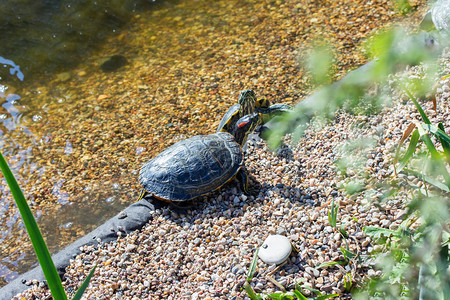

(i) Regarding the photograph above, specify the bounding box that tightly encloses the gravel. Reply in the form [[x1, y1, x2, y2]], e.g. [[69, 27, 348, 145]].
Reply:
[[12, 46, 450, 299], [3, 0, 428, 281]]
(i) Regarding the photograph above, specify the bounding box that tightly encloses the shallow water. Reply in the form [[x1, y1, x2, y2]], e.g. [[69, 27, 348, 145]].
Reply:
[[0, 0, 174, 285], [0, 0, 427, 287]]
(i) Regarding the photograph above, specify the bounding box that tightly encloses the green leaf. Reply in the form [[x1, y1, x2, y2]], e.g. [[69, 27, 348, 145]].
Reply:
[[437, 123, 450, 161], [293, 289, 308, 300], [398, 78, 431, 124], [396, 129, 420, 173], [317, 261, 347, 269], [304, 44, 334, 86], [299, 285, 322, 296], [416, 123, 450, 186], [417, 124, 440, 159], [343, 273, 352, 292], [328, 198, 338, 228], [247, 248, 259, 282], [364, 226, 395, 240], [426, 123, 450, 146], [403, 168, 450, 192], [244, 282, 262, 300], [266, 292, 295, 299], [341, 247, 355, 260], [71, 265, 96, 300], [0, 151, 68, 300], [314, 294, 340, 300], [340, 224, 349, 239]]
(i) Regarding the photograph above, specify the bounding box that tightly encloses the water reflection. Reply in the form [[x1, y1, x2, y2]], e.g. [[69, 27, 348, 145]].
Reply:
[[0, 56, 24, 81], [0, 56, 35, 286]]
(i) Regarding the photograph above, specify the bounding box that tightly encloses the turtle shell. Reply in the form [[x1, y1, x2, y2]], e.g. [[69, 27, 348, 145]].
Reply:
[[139, 132, 243, 202]]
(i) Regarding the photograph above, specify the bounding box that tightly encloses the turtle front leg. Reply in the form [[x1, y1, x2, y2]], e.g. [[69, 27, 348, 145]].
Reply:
[[237, 169, 258, 195], [237, 170, 249, 194]]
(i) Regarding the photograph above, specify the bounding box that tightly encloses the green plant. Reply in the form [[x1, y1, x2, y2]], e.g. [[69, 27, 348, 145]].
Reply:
[[328, 198, 338, 228], [353, 77, 450, 299], [265, 14, 449, 299], [0, 151, 96, 300], [244, 249, 339, 300]]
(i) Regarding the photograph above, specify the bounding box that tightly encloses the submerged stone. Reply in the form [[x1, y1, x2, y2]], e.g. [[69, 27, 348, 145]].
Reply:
[[100, 55, 128, 72]]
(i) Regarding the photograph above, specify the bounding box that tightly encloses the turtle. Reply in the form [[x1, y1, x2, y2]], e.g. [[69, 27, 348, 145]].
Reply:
[[217, 89, 258, 133], [139, 113, 261, 202]]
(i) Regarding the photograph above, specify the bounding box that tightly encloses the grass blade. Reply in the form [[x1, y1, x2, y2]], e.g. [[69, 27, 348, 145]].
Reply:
[[403, 168, 450, 192], [314, 294, 339, 300], [423, 123, 450, 146], [266, 291, 296, 299], [364, 226, 396, 240], [71, 265, 97, 300], [0, 151, 67, 300], [397, 79, 430, 124], [247, 248, 259, 282], [437, 123, 450, 162], [317, 261, 347, 269], [293, 289, 308, 300], [298, 285, 322, 296], [395, 129, 419, 174], [244, 282, 262, 300], [328, 198, 338, 228]]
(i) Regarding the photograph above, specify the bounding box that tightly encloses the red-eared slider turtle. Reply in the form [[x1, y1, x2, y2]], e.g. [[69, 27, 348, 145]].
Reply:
[[217, 89, 258, 133], [139, 113, 261, 202]]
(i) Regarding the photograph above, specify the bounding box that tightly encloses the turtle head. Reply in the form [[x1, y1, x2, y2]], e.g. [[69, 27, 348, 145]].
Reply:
[[238, 89, 257, 117], [232, 112, 261, 146]]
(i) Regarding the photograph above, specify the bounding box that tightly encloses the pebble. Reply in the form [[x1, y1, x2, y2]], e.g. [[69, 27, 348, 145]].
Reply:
[[305, 266, 320, 278], [258, 235, 292, 265]]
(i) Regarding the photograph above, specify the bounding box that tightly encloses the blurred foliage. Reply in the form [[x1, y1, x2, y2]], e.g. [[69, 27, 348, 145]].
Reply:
[[302, 44, 335, 87], [394, 0, 415, 15], [266, 4, 449, 299]]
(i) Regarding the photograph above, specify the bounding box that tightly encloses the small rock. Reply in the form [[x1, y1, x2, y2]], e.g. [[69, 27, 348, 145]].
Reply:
[[321, 284, 333, 293], [126, 244, 136, 252], [100, 55, 128, 72], [305, 266, 319, 277], [56, 72, 71, 82], [258, 235, 292, 264]]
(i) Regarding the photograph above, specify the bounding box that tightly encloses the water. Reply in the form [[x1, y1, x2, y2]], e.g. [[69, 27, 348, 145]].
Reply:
[[0, 0, 174, 286], [0, 0, 427, 288]]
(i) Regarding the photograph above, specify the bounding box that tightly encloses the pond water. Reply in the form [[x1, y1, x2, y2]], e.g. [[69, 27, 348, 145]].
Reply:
[[0, 0, 426, 287]]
